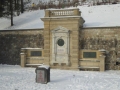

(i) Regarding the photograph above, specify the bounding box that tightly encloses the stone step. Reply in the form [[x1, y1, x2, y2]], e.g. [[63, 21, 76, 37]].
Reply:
[[78, 66, 100, 69]]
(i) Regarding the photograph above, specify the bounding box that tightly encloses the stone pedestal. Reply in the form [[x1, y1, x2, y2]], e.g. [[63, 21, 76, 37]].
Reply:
[[20, 53, 26, 67], [99, 55, 105, 71]]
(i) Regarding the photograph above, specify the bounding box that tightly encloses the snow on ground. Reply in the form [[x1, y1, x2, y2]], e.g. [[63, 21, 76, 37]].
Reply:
[[1, 65, 120, 90], [0, 4, 120, 30], [0, 18, 10, 30]]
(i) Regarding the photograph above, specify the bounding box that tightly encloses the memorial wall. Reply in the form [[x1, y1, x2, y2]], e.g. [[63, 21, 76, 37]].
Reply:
[[1, 7, 120, 70], [0, 27, 120, 70]]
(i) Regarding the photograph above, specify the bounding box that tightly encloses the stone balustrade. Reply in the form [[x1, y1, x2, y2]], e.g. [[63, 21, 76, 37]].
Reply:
[[51, 10, 74, 16], [45, 8, 81, 17]]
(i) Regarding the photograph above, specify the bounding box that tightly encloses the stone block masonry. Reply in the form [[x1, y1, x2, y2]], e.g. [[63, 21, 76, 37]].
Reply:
[[0, 29, 44, 65], [81, 27, 120, 70]]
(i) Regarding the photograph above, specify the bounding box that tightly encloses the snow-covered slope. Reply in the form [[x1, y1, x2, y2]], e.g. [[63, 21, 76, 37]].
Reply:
[[1, 65, 120, 90], [79, 4, 120, 27], [0, 4, 120, 30], [0, 10, 44, 30]]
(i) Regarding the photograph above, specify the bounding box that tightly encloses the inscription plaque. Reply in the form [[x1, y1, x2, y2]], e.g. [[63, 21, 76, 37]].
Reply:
[[31, 51, 42, 56], [36, 70, 45, 83], [83, 52, 96, 58], [57, 48, 64, 53]]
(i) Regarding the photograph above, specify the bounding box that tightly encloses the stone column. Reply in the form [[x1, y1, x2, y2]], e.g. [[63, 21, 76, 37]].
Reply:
[[41, 10, 52, 66], [99, 55, 105, 71], [20, 53, 26, 67], [71, 30, 79, 68], [73, 8, 81, 16], [45, 10, 50, 17], [43, 21, 51, 65]]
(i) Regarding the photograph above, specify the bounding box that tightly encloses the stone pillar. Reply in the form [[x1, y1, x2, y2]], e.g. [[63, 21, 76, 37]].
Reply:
[[71, 30, 79, 68], [20, 53, 26, 67], [99, 55, 105, 71], [45, 10, 50, 17], [73, 8, 81, 16], [43, 22, 50, 65]]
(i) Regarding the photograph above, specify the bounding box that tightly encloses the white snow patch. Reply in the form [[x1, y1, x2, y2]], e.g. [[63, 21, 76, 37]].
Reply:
[[37, 65, 50, 69], [21, 48, 42, 49]]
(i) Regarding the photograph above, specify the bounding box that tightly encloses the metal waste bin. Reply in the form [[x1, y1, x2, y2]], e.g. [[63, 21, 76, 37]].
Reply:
[[35, 65, 50, 84]]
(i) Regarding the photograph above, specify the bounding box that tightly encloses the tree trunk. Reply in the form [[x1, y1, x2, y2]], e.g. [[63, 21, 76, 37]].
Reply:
[[17, 0, 19, 16], [10, 0, 13, 26], [21, 0, 23, 13], [15, 0, 16, 10]]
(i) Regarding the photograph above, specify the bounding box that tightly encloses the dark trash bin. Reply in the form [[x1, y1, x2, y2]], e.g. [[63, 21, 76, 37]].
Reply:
[[35, 65, 50, 84]]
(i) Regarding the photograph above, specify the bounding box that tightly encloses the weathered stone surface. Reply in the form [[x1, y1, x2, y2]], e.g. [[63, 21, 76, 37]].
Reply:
[[0, 29, 43, 65], [81, 27, 120, 70]]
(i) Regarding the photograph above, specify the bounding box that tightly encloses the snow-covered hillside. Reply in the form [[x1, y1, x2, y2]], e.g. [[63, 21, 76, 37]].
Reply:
[[1, 65, 120, 90], [78, 4, 120, 27], [0, 4, 120, 30], [0, 10, 44, 30]]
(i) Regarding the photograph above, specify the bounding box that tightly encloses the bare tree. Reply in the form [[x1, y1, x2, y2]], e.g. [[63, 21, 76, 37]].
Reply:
[[0, 0, 21, 26]]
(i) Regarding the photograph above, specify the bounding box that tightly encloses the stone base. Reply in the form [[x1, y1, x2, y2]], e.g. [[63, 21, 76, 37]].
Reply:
[[50, 66, 79, 70]]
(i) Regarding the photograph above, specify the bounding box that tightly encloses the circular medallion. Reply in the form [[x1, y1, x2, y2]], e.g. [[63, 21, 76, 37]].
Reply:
[[57, 39, 64, 46]]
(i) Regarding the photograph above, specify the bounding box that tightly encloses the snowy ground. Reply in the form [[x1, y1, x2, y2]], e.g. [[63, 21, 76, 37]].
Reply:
[[1, 65, 120, 90]]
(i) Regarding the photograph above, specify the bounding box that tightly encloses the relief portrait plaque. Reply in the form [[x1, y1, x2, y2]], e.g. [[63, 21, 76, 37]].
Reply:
[[57, 39, 64, 46]]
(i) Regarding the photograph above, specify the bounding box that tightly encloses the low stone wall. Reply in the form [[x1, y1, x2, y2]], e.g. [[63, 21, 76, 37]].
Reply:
[[0, 29, 44, 65], [81, 27, 120, 70]]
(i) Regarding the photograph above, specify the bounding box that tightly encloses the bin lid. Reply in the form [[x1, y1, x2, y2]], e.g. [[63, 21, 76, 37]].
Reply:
[[37, 65, 50, 69]]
